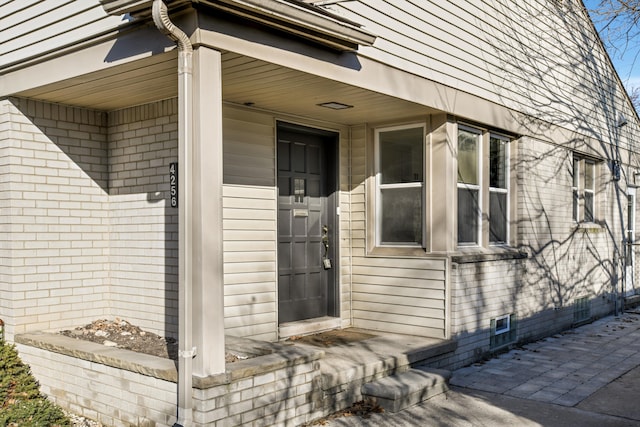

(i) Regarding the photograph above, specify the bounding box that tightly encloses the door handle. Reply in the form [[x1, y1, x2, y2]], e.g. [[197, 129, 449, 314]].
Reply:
[[322, 225, 331, 269], [322, 225, 329, 253]]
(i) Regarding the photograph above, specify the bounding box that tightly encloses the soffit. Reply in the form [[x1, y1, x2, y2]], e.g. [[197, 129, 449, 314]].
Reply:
[[15, 52, 435, 125]]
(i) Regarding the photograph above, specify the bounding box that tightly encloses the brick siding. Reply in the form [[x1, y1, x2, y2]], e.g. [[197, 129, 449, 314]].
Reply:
[[107, 100, 179, 339], [1, 98, 110, 339]]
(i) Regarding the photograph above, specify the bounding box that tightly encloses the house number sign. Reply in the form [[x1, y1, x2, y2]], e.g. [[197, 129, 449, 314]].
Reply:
[[170, 163, 178, 208]]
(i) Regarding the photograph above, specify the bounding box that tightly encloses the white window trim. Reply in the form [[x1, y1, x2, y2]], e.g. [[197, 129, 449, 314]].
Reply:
[[584, 159, 595, 222], [628, 188, 636, 241], [573, 155, 598, 224], [572, 158, 580, 222], [374, 123, 426, 247], [495, 314, 511, 335], [489, 133, 510, 245], [457, 125, 483, 246]]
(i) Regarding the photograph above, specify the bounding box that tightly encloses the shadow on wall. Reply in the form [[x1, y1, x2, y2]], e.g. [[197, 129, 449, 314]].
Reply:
[[103, 19, 174, 64], [10, 96, 180, 343], [106, 100, 179, 341], [454, 1, 632, 337], [11, 97, 109, 191], [9, 97, 111, 332]]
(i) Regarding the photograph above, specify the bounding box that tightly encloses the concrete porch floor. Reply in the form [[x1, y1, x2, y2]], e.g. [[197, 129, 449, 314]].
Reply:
[[285, 328, 455, 382], [229, 327, 457, 414], [229, 328, 455, 378]]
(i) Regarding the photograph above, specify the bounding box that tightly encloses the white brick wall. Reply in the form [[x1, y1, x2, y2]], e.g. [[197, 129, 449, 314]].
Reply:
[[16, 333, 325, 427], [107, 100, 179, 338], [0, 100, 13, 335], [1, 98, 110, 339], [192, 359, 323, 427], [16, 343, 177, 427]]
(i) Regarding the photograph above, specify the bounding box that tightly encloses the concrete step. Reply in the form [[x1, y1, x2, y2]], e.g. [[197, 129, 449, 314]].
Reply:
[[361, 366, 451, 413]]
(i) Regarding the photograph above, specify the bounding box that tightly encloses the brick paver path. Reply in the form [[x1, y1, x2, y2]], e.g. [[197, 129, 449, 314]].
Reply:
[[450, 311, 640, 407]]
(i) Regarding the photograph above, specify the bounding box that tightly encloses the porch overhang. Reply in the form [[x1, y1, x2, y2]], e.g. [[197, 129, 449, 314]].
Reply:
[[100, 0, 376, 51]]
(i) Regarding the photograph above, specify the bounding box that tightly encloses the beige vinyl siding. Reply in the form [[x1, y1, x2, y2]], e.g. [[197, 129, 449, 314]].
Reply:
[[0, 0, 122, 69], [223, 107, 276, 187], [352, 257, 446, 338], [327, 0, 637, 148], [222, 184, 277, 341], [222, 106, 277, 340], [517, 137, 613, 299], [349, 125, 367, 256], [348, 123, 446, 338], [339, 124, 367, 326]]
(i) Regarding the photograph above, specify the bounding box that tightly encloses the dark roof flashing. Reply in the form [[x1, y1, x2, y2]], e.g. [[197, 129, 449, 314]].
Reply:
[[99, 0, 376, 51]]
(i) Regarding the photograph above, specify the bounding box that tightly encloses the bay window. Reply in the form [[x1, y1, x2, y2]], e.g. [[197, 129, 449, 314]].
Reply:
[[490, 134, 509, 244], [457, 125, 511, 247], [457, 127, 482, 245]]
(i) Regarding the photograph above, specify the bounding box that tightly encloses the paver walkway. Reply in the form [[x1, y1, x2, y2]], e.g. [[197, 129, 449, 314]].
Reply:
[[450, 310, 640, 406], [321, 310, 640, 426]]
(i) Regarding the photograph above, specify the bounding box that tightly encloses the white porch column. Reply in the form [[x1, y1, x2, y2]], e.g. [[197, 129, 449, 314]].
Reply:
[[192, 45, 225, 376]]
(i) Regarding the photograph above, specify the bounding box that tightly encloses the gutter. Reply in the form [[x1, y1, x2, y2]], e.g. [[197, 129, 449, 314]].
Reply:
[[151, 1, 194, 425], [100, 0, 376, 51]]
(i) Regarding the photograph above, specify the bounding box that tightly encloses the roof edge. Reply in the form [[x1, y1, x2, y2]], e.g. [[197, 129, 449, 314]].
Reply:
[[100, 0, 376, 51], [100, 0, 187, 16]]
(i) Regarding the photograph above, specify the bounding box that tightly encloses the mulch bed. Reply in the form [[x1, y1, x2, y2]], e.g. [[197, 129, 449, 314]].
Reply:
[[59, 318, 240, 363]]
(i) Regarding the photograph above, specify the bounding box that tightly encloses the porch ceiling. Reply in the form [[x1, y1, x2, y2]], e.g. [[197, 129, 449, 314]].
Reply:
[[14, 51, 435, 125]]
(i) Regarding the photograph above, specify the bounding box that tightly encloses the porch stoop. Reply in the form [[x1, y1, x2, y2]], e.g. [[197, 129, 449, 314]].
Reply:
[[292, 329, 457, 414], [360, 366, 451, 412], [16, 328, 456, 426]]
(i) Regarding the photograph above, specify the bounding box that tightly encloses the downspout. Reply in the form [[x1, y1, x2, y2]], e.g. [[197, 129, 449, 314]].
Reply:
[[151, 1, 194, 425]]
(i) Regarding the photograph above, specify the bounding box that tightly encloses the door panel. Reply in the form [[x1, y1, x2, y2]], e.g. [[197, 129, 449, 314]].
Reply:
[[277, 123, 337, 323]]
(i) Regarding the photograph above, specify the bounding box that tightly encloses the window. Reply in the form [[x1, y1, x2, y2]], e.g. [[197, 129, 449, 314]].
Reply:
[[490, 313, 517, 349], [457, 125, 511, 246], [572, 156, 596, 223], [490, 135, 509, 244], [457, 127, 481, 245], [494, 314, 511, 335], [375, 124, 424, 246]]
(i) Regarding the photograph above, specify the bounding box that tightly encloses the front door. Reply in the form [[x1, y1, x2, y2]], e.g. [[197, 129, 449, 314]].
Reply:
[[277, 122, 337, 323]]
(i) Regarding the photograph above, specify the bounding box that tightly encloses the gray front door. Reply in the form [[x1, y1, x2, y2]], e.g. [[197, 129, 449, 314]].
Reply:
[[277, 122, 337, 323]]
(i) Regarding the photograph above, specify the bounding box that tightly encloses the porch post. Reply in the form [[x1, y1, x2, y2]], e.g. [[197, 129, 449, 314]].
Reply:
[[191, 45, 226, 376]]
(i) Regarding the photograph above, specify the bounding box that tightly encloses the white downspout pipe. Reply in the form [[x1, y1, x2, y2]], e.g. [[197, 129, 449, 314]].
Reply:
[[151, 1, 194, 425]]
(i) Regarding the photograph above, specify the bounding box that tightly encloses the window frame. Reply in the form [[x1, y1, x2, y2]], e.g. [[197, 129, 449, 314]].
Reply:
[[584, 159, 595, 222], [374, 123, 426, 248], [457, 125, 483, 246], [456, 124, 512, 248], [489, 133, 510, 245], [490, 313, 517, 349], [572, 155, 598, 224], [494, 314, 511, 335]]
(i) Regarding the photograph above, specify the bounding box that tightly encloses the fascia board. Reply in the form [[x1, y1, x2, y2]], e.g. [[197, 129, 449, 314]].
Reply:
[[100, 0, 187, 16], [200, 0, 376, 51], [100, 0, 376, 51]]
